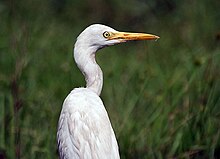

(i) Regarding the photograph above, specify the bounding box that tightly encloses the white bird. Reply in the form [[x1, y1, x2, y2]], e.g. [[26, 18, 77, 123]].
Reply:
[[57, 24, 159, 159]]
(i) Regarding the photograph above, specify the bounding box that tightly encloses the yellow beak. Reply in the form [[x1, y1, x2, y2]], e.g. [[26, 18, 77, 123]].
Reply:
[[109, 32, 160, 42]]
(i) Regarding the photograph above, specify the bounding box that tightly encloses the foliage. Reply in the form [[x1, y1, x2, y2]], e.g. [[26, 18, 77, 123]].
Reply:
[[0, 0, 220, 158]]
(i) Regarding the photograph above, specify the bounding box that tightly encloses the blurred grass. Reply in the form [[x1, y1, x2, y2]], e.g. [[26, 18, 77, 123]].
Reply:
[[0, 0, 220, 158]]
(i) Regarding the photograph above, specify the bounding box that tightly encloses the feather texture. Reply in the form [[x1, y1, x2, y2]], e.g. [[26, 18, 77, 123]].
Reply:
[[57, 24, 158, 158], [57, 88, 119, 159]]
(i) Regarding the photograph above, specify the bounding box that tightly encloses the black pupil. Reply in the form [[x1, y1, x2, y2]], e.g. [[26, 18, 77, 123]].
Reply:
[[104, 32, 109, 37]]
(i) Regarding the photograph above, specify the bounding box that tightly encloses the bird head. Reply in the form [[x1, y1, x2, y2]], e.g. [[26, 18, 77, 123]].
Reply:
[[73, 24, 159, 95], [75, 24, 159, 51]]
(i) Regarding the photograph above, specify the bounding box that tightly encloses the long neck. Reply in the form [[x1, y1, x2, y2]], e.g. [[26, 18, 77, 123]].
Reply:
[[74, 45, 103, 96]]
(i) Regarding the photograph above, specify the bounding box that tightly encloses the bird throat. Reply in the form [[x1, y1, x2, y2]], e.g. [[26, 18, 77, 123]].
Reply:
[[84, 56, 103, 96], [74, 47, 103, 96]]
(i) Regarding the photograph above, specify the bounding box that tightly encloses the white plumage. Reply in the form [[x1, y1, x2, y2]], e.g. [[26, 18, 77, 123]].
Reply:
[[57, 24, 159, 159], [57, 88, 119, 159]]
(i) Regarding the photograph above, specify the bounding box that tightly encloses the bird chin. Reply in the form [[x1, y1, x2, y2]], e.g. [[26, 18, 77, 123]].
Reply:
[[110, 39, 127, 45], [118, 39, 127, 43]]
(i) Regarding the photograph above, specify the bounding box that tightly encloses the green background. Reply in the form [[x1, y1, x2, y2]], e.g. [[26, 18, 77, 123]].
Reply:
[[0, 0, 220, 158]]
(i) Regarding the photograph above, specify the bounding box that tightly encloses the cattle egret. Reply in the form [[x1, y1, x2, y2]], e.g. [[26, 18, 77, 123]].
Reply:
[[57, 24, 159, 159]]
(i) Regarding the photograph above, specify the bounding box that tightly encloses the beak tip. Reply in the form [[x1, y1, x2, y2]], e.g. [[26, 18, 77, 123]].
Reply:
[[154, 35, 160, 41]]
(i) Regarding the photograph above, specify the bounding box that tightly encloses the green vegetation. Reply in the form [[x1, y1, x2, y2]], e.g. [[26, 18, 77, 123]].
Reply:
[[0, 0, 220, 158]]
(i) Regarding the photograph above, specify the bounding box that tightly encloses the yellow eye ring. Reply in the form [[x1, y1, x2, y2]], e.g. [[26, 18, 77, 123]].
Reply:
[[103, 31, 111, 38]]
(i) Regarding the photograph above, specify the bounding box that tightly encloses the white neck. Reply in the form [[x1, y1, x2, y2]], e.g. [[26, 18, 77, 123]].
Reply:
[[74, 44, 103, 96]]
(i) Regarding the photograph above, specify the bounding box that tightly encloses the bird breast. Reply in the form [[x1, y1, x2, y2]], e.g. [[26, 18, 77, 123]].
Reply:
[[57, 88, 120, 159]]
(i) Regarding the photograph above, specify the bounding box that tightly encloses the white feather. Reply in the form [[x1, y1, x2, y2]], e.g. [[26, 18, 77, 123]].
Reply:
[[57, 24, 159, 158], [57, 24, 121, 159], [57, 88, 119, 159]]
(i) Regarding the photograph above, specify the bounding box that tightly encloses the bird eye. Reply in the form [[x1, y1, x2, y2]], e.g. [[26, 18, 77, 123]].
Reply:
[[103, 31, 111, 38]]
